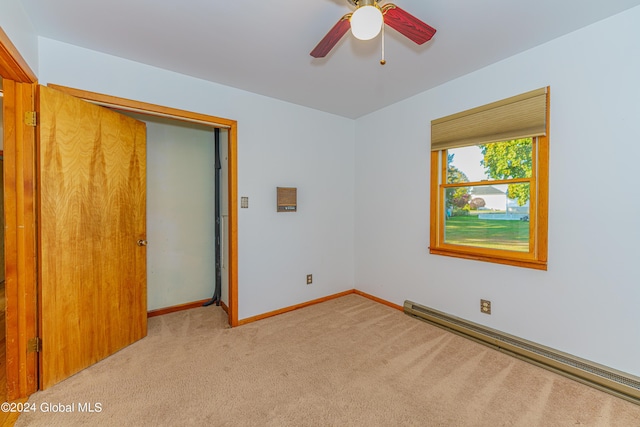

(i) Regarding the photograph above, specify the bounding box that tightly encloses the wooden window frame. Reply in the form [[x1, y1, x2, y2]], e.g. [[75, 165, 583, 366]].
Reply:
[[429, 90, 549, 270]]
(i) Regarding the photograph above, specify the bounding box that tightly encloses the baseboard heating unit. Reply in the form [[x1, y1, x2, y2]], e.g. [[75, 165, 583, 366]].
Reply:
[[404, 300, 640, 405]]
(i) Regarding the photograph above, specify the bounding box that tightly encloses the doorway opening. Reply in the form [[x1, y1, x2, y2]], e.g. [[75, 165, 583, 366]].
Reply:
[[45, 84, 239, 327], [119, 112, 230, 314]]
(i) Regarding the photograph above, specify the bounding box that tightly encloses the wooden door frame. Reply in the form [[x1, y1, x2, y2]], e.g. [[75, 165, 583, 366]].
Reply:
[[0, 27, 39, 400], [47, 84, 239, 329]]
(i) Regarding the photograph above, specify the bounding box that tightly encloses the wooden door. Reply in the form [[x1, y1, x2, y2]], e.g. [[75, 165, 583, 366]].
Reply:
[[37, 85, 147, 389]]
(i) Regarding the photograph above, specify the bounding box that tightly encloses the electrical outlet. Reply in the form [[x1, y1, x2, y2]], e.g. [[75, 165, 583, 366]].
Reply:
[[481, 299, 491, 315], [306, 274, 312, 285]]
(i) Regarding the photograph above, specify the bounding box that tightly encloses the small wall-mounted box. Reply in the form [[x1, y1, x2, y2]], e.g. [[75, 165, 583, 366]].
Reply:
[[277, 187, 297, 212]]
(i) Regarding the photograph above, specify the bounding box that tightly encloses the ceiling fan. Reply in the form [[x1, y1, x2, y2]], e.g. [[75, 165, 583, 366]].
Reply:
[[310, 0, 436, 62]]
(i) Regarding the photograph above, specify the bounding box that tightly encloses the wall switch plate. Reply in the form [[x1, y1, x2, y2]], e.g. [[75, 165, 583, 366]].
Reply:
[[241, 197, 249, 208]]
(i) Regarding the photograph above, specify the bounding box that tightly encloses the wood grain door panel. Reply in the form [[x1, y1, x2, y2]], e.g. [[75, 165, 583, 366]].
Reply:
[[37, 85, 147, 389]]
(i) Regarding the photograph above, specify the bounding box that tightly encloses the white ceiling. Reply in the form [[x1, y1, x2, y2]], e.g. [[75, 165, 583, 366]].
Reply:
[[19, 0, 640, 119]]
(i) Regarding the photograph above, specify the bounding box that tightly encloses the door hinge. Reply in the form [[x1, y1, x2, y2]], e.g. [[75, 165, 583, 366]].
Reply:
[[27, 337, 41, 353], [24, 111, 37, 127]]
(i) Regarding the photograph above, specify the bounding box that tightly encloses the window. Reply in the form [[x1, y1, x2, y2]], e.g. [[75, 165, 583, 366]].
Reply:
[[429, 88, 549, 270]]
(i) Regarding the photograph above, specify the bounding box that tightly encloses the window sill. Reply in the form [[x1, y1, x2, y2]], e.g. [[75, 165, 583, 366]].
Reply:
[[429, 247, 547, 271]]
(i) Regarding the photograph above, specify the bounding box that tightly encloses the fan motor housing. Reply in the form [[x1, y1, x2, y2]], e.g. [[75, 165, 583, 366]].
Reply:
[[348, 0, 378, 7]]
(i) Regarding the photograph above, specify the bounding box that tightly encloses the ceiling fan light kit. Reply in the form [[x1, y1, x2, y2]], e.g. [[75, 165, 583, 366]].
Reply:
[[310, 0, 437, 61], [350, 0, 383, 40]]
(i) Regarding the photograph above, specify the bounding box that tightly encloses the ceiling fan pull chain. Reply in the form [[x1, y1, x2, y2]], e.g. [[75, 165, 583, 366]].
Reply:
[[380, 23, 386, 65]]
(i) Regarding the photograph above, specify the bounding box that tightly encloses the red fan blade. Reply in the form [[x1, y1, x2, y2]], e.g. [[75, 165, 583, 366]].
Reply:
[[310, 13, 352, 58], [382, 4, 436, 45]]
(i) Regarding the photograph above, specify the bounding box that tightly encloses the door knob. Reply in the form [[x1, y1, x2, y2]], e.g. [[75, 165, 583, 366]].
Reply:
[[137, 239, 148, 247]]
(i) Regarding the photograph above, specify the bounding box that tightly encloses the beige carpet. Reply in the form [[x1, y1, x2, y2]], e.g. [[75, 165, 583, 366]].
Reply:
[[15, 294, 640, 426]]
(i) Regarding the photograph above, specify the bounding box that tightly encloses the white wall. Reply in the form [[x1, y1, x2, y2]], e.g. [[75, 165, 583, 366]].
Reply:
[[354, 6, 640, 377], [0, 1, 38, 74], [36, 37, 356, 321]]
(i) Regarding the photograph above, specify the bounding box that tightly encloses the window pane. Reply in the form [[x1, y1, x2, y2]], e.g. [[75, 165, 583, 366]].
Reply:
[[447, 138, 533, 183], [444, 183, 530, 252], [447, 145, 488, 182]]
